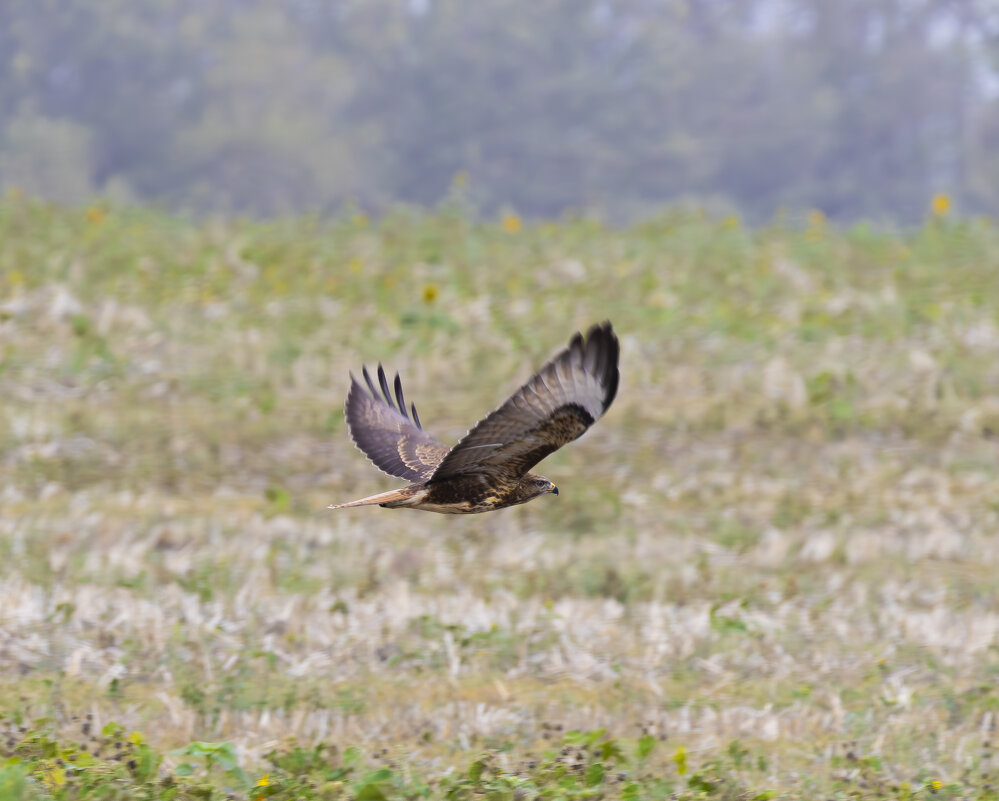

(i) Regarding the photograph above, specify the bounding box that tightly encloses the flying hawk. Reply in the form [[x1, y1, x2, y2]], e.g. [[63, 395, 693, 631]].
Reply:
[[329, 322, 619, 514]]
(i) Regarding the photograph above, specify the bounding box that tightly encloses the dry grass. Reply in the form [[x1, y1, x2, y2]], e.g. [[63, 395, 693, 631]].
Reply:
[[2, 198, 999, 796]]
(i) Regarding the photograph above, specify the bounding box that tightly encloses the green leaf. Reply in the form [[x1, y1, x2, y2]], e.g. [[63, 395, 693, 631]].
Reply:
[[585, 762, 604, 787], [132, 743, 161, 782], [354, 768, 395, 801], [600, 739, 626, 763], [637, 733, 657, 761], [710, 604, 749, 634], [212, 743, 238, 771], [355, 783, 388, 801], [468, 758, 486, 782], [688, 772, 717, 793], [563, 728, 606, 748], [265, 485, 291, 513], [71, 314, 91, 338], [343, 746, 362, 766], [0, 763, 31, 799], [727, 739, 749, 767]]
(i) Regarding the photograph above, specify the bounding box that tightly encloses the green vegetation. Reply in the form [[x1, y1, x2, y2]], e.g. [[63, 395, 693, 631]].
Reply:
[[2, 196, 999, 798], [4, 718, 994, 800]]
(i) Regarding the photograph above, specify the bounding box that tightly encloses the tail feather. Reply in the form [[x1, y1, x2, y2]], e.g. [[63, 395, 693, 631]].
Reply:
[[328, 486, 418, 510]]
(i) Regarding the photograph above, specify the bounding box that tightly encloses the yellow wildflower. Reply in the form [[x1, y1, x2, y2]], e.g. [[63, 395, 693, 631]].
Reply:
[[85, 205, 107, 224], [673, 745, 687, 775], [501, 213, 522, 234], [257, 774, 270, 787], [42, 766, 67, 789], [721, 215, 740, 230], [805, 209, 826, 240], [807, 209, 826, 228], [422, 284, 439, 304], [930, 779, 943, 790], [931, 193, 951, 217]]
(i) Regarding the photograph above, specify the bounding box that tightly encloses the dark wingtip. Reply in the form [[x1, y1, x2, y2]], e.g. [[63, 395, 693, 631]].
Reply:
[[603, 358, 619, 410], [376, 364, 394, 406], [393, 373, 411, 421], [585, 320, 615, 344], [362, 365, 379, 398], [346, 371, 363, 412], [584, 321, 619, 411], [355, 363, 425, 426]]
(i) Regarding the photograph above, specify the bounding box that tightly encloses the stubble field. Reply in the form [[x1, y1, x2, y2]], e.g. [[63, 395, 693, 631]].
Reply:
[[2, 197, 999, 799]]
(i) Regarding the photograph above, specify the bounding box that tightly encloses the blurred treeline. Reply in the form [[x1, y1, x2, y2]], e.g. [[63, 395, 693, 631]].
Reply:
[[1, 0, 997, 223]]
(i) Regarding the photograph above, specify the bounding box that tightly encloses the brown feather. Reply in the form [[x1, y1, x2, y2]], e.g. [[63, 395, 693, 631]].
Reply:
[[327, 486, 421, 510], [429, 322, 618, 484], [344, 366, 449, 481]]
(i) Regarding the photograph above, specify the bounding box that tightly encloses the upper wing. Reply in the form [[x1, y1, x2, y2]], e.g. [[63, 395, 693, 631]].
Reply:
[[344, 365, 450, 482], [429, 322, 619, 484]]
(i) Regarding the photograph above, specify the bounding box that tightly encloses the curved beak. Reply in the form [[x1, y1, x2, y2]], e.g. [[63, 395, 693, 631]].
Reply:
[[550, 485, 559, 496]]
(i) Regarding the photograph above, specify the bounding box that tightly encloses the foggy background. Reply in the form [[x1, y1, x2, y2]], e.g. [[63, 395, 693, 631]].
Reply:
[[1, 0, 997, 224]]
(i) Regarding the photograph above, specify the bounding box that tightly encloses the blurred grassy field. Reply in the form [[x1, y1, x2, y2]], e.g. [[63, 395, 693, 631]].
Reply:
[[2, 195, 999, 798]]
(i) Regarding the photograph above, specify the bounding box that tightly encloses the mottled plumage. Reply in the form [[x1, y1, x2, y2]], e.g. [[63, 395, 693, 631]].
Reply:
[[329, 322, 619, 514]]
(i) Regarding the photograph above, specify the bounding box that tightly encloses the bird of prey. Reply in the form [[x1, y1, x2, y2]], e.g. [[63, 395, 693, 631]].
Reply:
[[329, 322, 619, 514]]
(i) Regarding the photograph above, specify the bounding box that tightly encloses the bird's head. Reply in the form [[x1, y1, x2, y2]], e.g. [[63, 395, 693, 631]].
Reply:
[[523, 474, 559, 499]]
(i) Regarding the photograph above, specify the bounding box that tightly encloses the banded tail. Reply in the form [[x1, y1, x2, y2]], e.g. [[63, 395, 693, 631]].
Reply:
[[327, 486, 420, 510]]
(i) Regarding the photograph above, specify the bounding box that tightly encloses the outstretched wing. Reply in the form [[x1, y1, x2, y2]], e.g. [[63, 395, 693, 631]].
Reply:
[[344, 365, 450, 482], [430, 322, 619, 484]]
